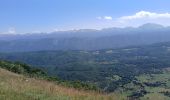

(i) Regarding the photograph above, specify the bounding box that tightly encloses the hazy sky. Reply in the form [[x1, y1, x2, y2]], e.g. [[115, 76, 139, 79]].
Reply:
[[1, 0, 170, 34]]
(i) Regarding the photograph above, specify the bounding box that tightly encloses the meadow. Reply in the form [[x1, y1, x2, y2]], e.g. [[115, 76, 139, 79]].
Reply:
[[0, 68, 127, 100]]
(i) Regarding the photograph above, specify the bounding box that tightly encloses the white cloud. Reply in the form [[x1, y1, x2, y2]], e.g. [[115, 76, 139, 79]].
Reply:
[[116, 11, 170, 27], [8, 27, 16, 34], [104, 16, 112, 20], [53, 28, 66, 32], [120, 11, 170, 20], [0, 27, 17, 34], [97, 16, 112, 20]]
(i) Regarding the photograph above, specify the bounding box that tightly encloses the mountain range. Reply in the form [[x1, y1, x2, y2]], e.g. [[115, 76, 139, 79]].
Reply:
[[1, 23, 170, 52]]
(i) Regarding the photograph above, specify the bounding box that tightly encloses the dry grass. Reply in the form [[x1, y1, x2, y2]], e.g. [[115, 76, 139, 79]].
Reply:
[[0, 68, 126, 100]]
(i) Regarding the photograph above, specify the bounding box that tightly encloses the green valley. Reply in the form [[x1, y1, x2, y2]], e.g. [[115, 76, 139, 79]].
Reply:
[[1, 42, 170, 99]]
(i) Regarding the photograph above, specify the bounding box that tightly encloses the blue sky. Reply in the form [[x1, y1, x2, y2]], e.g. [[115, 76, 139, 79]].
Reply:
[[1, 0, 170, 34]]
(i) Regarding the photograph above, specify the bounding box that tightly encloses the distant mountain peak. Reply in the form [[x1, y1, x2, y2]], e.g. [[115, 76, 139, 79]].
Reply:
[[138, 23, 164, 29]]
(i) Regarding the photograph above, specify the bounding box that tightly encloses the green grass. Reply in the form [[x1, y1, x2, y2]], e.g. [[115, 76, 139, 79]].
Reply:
[[0, 68, 127, 100], [3, 60, 170, 100], [141, 93, 170, 100], [134, 69, 170, 100]]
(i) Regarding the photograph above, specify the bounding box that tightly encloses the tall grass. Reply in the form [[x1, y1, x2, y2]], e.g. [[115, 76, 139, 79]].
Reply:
[[0, 68, 126, 100]]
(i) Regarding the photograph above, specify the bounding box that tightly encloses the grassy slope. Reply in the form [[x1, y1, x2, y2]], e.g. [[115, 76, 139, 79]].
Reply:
[[0, 68, 126, 100]]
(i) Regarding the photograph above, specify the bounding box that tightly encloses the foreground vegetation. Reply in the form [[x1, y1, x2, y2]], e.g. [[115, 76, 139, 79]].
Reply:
[[0, 61, 127, 100], [2, 42, 170, 92], [0, 60, 98, 91], [2, 42, 170, 99], [1, 60, 170, 99], [0, 68, 119, 100]]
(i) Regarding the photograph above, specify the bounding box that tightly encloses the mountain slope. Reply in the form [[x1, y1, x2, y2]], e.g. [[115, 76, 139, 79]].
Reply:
[[2, 41, 170, 92], [0, 67, 124, 100], [2, 42, 170, 99]]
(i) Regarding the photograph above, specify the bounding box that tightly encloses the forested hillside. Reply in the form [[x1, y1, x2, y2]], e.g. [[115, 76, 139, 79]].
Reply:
[[1, 42, 170, 94], [0, 61, 98, 91], [0, 61, 122, 100]]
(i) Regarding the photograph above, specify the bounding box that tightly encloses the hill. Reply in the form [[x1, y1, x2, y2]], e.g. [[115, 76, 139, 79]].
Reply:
[[2, 42, 170, 99], [0, 61, 125, 100], [2, 41, 170, 93], [0, 68, 118, 100], [1, 55, 170, 99]]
